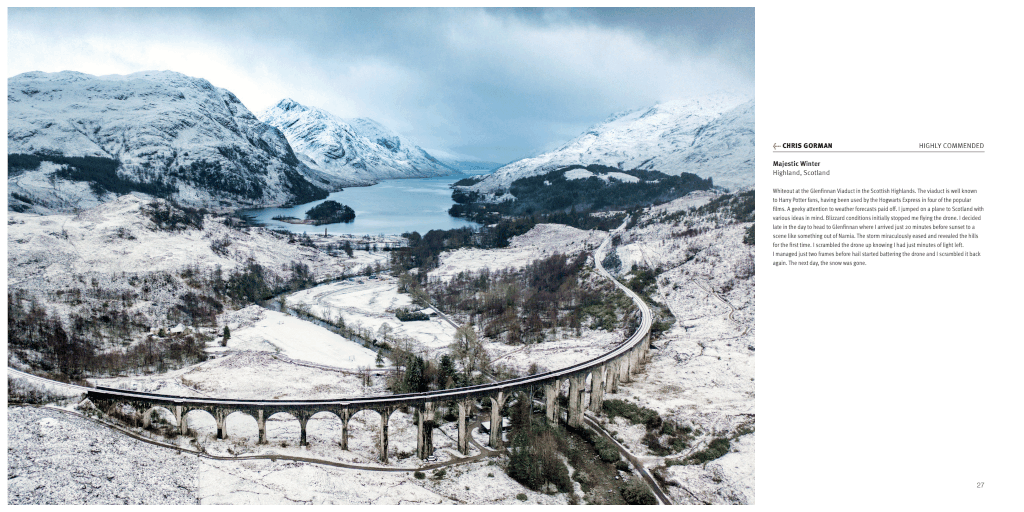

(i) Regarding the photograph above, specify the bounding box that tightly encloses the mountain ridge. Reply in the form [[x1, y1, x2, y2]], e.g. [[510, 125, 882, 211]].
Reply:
[[469, 94, 754, 194], [8, 70, 341, 212], [258, 99, 459, 185]]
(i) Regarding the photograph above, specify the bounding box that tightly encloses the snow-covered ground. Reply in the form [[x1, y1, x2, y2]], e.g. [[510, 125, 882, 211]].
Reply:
[[433, 223, 604, 282], [197, 456, 567, 505], [6, 195, 400, 376], [8, 407, 200, 505], [6, 195, 346, 288], [92, 350, 386, 400], [283, 222, 628, 372], [665, 434, 754, 505], [6, 195, 348, 335], [198, 458, 453, 505], [564, 168, 641, 183], [486, 328, 624, 376], [216, 305, 381, 369], [285, 277, 458, 353], [589, 191, 756, 504], [8, 188, 754, 504], [8, 406, 568, 505]]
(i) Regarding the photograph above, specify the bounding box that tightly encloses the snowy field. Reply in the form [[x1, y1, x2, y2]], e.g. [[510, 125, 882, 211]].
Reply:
[[5, 193, 391, 373], [284, 223, 630, 373], [564, 167, 641, 183], [198, 456, 567, 505], [285, 277, 458, 353], [432, 223, 604, 282], [92, 350, 387, 400], [216, 305, 382, 369], [486, 328, 625, 376], [664, 434, 754, 505], [6, 194, 394, 357]]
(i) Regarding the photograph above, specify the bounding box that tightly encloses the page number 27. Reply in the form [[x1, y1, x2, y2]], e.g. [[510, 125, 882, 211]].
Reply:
[[977, 482, 984, 488]]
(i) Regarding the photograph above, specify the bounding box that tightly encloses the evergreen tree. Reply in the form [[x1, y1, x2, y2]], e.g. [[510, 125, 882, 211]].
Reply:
[[508, 430, 544, 490], [438, 354, 456, 389], [404, 354, 428, 393], [506, 426, 570, 492], [620, 478, 657, 505], [743, 224, 755, 245], [305, 200, 355, 225]]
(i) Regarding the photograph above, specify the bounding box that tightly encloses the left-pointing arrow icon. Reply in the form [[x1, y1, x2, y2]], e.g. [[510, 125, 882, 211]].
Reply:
[[773, 143, 779, 150]]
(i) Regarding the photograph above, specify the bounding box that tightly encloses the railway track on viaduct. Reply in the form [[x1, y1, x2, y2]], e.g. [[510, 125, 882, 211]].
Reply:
[[12, 221, 671, 503]]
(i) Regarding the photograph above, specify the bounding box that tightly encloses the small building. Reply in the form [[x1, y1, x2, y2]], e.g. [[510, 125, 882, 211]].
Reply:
[[479, 418, 512, 434]]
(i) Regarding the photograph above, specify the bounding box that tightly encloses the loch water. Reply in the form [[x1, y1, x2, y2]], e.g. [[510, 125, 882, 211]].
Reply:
[[240, 172, 487, 236]]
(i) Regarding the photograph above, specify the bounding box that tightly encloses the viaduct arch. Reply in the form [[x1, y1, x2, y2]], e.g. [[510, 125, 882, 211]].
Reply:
[[87, 229, 655, 462]]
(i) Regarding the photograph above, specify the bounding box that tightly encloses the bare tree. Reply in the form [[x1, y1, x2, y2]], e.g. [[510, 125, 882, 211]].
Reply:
[[377, 322, 393, 343], [735, 252, 755, 280], [357, 365, 372, 387], [450, 323, 489, 382]]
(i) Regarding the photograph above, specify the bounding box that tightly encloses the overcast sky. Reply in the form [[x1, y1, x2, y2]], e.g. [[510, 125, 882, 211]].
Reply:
[[8, 8, 753, 164]]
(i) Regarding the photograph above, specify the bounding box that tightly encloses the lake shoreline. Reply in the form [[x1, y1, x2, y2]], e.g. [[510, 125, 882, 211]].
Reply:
[[239, 172, 490, 236]]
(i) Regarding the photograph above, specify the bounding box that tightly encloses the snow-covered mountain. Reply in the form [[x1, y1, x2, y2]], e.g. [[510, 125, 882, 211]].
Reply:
[[258, 99, 459, 184], [8, 70, 342, 212], [470, 94, 754, 194]]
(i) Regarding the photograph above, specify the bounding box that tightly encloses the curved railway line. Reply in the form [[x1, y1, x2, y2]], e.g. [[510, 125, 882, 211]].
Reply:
[[86, 238, 650, 409], [10, 220, 674, 504]]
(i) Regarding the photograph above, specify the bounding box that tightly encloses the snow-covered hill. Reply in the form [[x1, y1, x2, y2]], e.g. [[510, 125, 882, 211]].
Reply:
[[258, 99, 459, 184], [471, 94, 754, 194], [8, 70, 342, 212], [6, 195, 345, 337]]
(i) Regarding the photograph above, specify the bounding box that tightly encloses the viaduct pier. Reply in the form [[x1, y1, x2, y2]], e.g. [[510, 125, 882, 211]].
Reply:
[[87, 226, 654, 462]]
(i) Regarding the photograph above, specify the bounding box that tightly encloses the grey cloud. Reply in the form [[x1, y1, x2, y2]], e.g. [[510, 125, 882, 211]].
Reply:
[[9, 7, 753, 164]]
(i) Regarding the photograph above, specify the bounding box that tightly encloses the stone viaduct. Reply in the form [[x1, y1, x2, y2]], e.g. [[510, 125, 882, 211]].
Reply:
[[87, 232, 654, 462]]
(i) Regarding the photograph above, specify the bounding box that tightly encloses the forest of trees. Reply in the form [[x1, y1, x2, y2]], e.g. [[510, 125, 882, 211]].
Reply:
[[142, 200, 206, 231], [388, 209, 624, 276], [5, 152, 329, 206], [7, 289, 207, 379], [7, 256, 322, 380], [505, 392, 660, 504], [395, 308, 430, 321], [420, 252, 635, 344], [449, 164, 713, 225], [697, 189, 754, 223], [387, 351, 465, 394], [380, 324, 481, 393], [8, 153, 176, 198], [305, 200, 356, 225]]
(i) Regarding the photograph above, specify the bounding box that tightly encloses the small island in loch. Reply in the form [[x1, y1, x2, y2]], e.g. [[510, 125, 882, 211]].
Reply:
[[271, 200, 357, 225]]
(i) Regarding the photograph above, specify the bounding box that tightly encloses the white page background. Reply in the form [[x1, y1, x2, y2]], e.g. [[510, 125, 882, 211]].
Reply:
[[757, 2, 1021, 508]]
